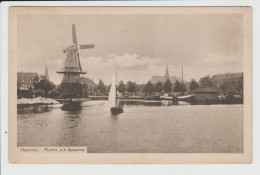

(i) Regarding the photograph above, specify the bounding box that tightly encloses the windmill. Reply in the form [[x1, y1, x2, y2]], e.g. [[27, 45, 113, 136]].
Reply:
[[57, 24, 94, 99]]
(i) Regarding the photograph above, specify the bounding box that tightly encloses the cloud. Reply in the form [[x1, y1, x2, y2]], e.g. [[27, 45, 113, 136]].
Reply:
[[80, 53, 167, 84], [81, 53, 167, 74], [181, 53, 243, 81], [47, 59, 63, 66], [197, 53, 243, 70], [88, 53, 165, 70], [42, 52, 243, 85]]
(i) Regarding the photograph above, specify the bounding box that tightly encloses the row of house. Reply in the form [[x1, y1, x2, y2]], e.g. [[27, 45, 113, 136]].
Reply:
[[150, 65, 243, 95], [192, 72, 243, 104], [195, 72, 243, 96], [17, 72, 38, 91], [149, 66, 243, 104], [17, 66, 50, 90], [211, 72, 243, 95]]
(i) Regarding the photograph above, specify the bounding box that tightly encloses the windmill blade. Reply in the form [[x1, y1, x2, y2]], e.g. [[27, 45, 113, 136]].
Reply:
[[72, 24, 77, 45], [79, 44, 95, 49], [77, 52, 82, 71]]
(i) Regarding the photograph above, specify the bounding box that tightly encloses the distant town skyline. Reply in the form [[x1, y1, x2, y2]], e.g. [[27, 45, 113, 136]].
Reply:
[[17, 14, 243, 85]]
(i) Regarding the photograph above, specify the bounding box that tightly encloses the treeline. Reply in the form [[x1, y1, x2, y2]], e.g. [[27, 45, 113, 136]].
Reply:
[[93, 78, 200, 96], [33, 76, 56, 97], [94, 80, 140, 96]]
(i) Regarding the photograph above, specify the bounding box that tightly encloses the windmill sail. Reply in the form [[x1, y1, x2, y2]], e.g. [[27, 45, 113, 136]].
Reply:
[[72, 24, 77, 45], [109, 74, 117, 108], [80, 44, 95, 49], [57, 24, 94, 98]]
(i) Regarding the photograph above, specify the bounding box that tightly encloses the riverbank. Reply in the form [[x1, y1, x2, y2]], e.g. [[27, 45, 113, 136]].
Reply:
[[17, 97, 60, 105], [17, 94, 243, 114], [89, 95, 243, 105], [17, 97, 61, 115]]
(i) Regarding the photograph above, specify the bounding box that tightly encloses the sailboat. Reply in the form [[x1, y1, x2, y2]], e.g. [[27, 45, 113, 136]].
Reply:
[[109, 74, 123, 115]]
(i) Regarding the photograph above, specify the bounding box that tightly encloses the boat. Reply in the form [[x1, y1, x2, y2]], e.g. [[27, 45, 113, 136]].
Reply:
[[109, 74, 123, 115], [160, 95, 173, 100], [177, 94, 195, 100]]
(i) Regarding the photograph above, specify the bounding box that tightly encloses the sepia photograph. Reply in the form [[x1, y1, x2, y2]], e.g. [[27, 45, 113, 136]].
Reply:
[[8, 6, 252, 163]]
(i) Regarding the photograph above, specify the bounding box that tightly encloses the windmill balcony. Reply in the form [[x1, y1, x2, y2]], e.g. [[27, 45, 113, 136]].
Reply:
[[57, 67, 87, 74]]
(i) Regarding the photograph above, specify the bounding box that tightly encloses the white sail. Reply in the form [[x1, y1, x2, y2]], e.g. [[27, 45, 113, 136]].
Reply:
[[109, 73, 117, 107]]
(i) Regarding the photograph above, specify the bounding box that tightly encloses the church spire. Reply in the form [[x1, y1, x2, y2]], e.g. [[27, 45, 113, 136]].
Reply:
[[165, 65, 170, 80], [45, 66, 49, 81], [182, 65, 183, 83]]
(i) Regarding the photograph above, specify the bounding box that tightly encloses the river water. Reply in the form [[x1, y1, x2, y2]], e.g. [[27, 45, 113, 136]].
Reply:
[[17, 101, 243, 153]]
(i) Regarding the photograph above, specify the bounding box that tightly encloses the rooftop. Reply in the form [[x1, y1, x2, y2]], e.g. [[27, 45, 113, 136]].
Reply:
[[211, 72, 243, 82], [17, 72, 38, 76]]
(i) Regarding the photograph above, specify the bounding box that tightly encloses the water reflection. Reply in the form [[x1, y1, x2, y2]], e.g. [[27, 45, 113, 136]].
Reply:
[[17, 101, 243, 153], [58, 110, 82, 146], [110, 114, 119, 120], [17, 105, 50, 115], [61, 104, 82, 111]]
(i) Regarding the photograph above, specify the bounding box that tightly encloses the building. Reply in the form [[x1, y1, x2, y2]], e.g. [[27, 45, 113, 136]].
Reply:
[[17, 72, 39, 98], [211, 72, 243, 95], [17, 72, 38, 90], [150, 65, 181, 84], [79, 77, 97, 96], [192, 77, 219, 104]]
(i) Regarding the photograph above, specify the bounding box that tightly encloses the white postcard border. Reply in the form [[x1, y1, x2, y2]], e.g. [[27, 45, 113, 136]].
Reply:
[[1, 1, 259, 175]]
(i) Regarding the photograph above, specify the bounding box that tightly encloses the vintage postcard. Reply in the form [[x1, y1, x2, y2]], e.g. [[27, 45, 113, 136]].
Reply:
[[8, 6, 252, 164]]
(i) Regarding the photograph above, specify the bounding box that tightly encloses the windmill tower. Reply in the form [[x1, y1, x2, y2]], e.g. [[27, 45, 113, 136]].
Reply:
[[57, 24, 94, 98]]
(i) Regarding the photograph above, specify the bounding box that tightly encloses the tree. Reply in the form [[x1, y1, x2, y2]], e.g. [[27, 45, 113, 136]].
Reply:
[[34, 76, 55, 98], [97, 79, 106, 95], [118, 81, 126, 95], [221, 83, 228, 95], [180, 82, 187, 95], [34, 89, 45, 97], [33, 75, 39, 82], [143, 81, 154, 95], [189, 79, 199, 91], [82, 83, 88, 97], [107, 84, 111, 92], [93, 86, 98, 95], [199, 76, 213, 86], [127, 81, 138, 94], [155, 81, 163, 93], [163, 79, 172, 93], [173, 80, 181, 93], [82, 82, 88, 89]]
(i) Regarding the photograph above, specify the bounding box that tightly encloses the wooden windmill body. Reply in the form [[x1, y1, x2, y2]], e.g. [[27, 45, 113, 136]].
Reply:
[[57, 24, 94, 99]]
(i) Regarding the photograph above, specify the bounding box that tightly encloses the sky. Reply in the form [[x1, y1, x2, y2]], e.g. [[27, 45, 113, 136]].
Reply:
[[17, 14, 243, 85]]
